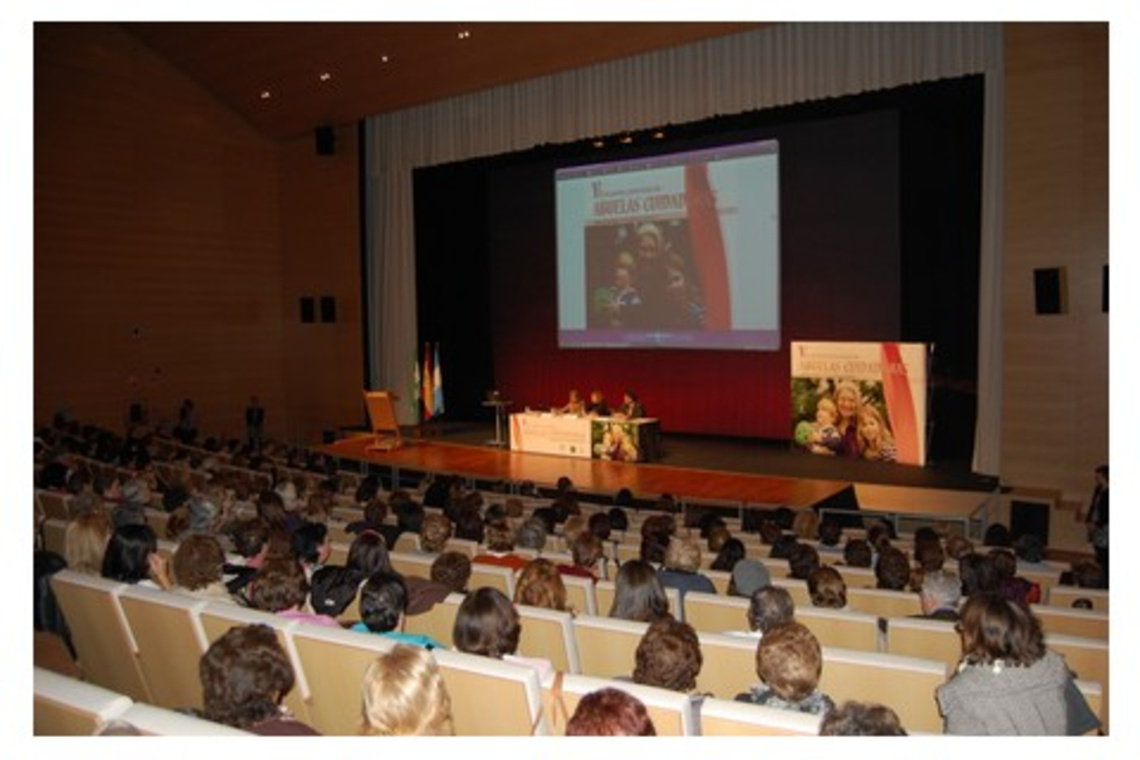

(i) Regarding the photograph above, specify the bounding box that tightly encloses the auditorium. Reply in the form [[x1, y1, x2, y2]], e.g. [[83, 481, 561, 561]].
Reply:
[[27, 14, 1119, 745]]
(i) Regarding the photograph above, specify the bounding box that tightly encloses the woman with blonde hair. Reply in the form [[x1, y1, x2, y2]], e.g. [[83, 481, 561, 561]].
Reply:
[[360, 644, 454, 736], [514, 558, 570, 612], [858, 404, 897, 462], [64, 510, 113, 575]]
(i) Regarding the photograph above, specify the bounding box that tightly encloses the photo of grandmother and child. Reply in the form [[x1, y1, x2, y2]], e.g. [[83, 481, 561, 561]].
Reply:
[[792, 378, 897, 462]]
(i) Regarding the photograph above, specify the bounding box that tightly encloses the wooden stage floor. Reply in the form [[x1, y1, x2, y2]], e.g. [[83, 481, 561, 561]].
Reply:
[[317, 423, 998, 516]]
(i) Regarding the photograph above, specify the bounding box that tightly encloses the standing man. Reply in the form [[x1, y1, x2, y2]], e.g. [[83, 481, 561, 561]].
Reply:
[[1085, 464, 1108, 582], [246, 395, 265, 454]]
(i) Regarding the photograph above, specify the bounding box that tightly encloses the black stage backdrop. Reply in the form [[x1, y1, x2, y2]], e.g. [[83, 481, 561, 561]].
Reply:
[[413, 75, 982, 464]]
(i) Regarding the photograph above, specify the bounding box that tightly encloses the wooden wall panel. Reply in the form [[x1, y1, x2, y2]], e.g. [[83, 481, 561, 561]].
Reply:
[[35, 23, 286, 439], [277, 126, 365, 444], [1002, 23, 1108, 503]]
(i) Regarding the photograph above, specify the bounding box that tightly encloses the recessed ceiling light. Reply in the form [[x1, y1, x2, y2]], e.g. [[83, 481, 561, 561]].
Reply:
[[653, 131, 666, 140], [457, 30, 471, 40], [619, 135, 633, 145], [259, 90, 272, 100], [593, 140, 605, 148], [319, 72, 332, 82], [380, 54, 390, 63]]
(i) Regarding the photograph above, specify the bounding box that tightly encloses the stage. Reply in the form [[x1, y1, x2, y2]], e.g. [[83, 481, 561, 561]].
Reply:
[[317, 421, 1000, 529]]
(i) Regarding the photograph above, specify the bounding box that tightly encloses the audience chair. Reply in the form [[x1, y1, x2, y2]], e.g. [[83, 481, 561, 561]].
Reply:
[[699, 695, 823, 736], [883, 615, 959, 671], [197, 601, 313, 727], [34, 667, 132, 736], [845, 586, 923, 618], [544, 672, 698, 736], [1031, 604, 1108, 639], [49, 570, 151, 702], [560, 573, 597, 616], [817, 646, 948, 734], [469, 562, 517, 598], [432, 646, 551, 735], [116, 701, 252, 736], [571, 614, 649, 680], [1046, 586, 1108, 612], [516, 604, 581, 674], [401, 592, 464, 648], [116, 584, 210, 711], [389, 550, 435, 579], [1046, 632, 1109, 732]]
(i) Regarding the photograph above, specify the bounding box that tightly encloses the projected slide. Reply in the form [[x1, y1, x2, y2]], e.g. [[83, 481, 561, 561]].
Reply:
[[556, 139, 779, 350]]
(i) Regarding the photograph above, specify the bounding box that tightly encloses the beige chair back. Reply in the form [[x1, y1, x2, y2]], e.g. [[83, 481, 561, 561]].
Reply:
[[432, 646, 550, 735], [818, 646, 948, 734], [700, 696, 823, 736], [846, 587, 923, 618], [402, 592, 464, 648], [1031, 604, 1108, 639], [49, 571, 151, 702], [571, 614, 648, 680], [544, 673, 698, 736], [1047, 586, 1108, 612], [117, 585, 210, 710], [517, 604, 580, 674], [34, 667, 132, 736], [884, 616, 959, 670]]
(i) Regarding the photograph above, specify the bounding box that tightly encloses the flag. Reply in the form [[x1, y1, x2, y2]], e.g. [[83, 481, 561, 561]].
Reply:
[[410, 351, 422, 423], [433, 342, 445, 416], [421, 342, 434, 420]]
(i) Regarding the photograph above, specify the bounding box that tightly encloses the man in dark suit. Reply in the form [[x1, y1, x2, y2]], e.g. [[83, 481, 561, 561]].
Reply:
[[245, 395, 265, 453], [1085, 464, 1108, 581]]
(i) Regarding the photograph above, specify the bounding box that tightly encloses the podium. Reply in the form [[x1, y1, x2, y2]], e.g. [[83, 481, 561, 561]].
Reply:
[[363, 390, 403, 451], [483, 397, 512, 447]]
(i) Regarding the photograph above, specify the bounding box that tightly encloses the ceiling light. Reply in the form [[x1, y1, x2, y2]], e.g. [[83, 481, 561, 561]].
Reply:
[[593, 140, 605, 148], [319, 72, 332, 82], [619, 135, 633, 145], [457, 30, 471, 40], [380, 55, 390, 63], [259, 90, 272, 100]]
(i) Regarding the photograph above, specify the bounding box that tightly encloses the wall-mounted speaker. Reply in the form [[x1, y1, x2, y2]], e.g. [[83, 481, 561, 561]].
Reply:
[[1033, 267, 1067, 315], [1102, 264, 1108, 313], [315, 126, 336, 156], [320, 295, 337, 323], [300, 296, 315, 323]]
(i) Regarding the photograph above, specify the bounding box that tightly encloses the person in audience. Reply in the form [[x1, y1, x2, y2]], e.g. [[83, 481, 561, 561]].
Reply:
[[360, 644, 455, 736], [736, 622, 834, 715], [807, 566, 847, 609], [1013, 533, 1049, 570], [555, 389, 586, 416], [170, 533, 235, 604], [418, 513, 453, 553], [587, 511, 612, 543], [983, 522, 1013, 548], [247, 556, 339, 627], [725, 583, 796, 639], [309, 564, 364, 619], [944, 533, 975, 561], [710, 537, 746, 573], [842, 538, 873, 568], [565, 687, 657, 736], [351, 570, 445, 649], [914, 569, 962, 620], [819, 701, 907, 735], [1071, 598, 1094, 610], [1062, 559, 1105, 590], [290, 520, 330, 581], [991, 548, 1042, 607], [817, 519, 844, 552], [452, 587, 552, 678], [472, 521, 529, 571], [729, 557, 771, 599], [657, 536, 716, 609], [608, 505, 630, 533], [224, 517, 270, 595], [344, 496, 391, 540], [430, 551, 472, 594], [936, 592, 1100, 735], [609, 559, 671, 623], [769, 533, 800, 561], [101, 523, 171, 589], [559, 530, 604, 581], [875, 547, 911, 591], [515, 517, 548, 553], [706, 525, 731, 556], [959, 551, 999, 596], [199, 623, 319, 735], [345, 529, 393, 577], [514, 558, 570, 612], [632, 618, 704, 694], [63, 509, 113, 575], [788, 543, 821, 581]]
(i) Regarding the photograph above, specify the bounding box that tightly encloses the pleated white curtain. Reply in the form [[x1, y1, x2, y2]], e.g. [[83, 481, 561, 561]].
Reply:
[[364, 21, 1003, 475]]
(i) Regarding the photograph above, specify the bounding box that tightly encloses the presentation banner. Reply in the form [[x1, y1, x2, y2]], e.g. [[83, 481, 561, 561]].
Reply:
[[790, 341, 928, 466]]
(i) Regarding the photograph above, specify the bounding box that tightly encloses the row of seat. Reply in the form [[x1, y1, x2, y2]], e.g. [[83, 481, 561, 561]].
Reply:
[[43, 570, 817, 735]]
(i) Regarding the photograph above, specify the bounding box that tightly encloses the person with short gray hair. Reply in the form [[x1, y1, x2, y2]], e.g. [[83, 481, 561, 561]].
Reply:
[[918, 570, 962, 621]]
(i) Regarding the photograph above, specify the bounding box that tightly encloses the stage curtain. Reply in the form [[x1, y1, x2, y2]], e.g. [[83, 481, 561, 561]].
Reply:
[[362, 22, 1003, 475]]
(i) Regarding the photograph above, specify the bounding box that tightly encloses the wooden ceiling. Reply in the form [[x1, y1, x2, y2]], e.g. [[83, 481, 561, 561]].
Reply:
[[124, 22, 765, 142]]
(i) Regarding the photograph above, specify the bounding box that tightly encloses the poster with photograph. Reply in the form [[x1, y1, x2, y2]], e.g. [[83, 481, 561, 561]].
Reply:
[[790, 341, 928, 466]]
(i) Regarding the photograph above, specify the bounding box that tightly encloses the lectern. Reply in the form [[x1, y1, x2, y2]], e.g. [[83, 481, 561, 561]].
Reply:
[[363, 390, 403, 451]]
